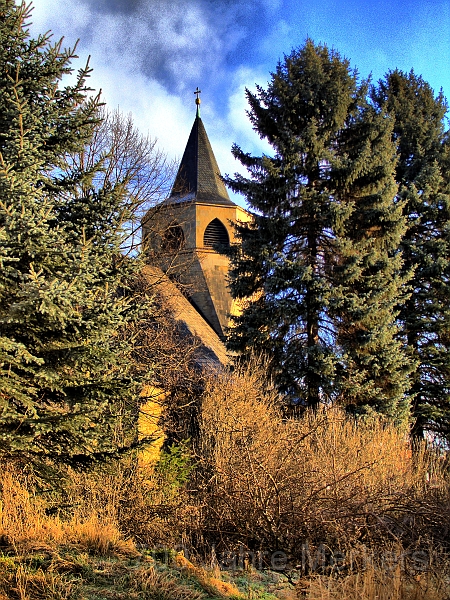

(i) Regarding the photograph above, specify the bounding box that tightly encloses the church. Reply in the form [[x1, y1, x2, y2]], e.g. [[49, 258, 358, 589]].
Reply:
[[141, 91, 251, 366], [138, 92, 251, 458]]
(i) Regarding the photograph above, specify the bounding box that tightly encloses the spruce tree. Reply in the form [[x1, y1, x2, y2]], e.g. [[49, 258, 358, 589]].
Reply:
[[330, 105, 411, 422], [0, 1, 146, 467], [226, 40, 411, 419], [372, 71, 450, 438]]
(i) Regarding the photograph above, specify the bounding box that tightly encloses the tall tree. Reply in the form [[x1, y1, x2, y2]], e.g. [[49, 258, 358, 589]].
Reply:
[[61, 107, 176, 255], [0, 0, 149, 468], [226, 40, 411, 420], [330, 105, 411, 422], [372, 71, 450, 438]]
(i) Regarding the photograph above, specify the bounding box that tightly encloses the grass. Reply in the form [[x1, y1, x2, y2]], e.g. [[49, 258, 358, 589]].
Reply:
[[1, 540, 448, 600], [0, 548, 289, 600], [301, 564, 450, 599], [0, 551, 204, 600], [0, 468, 278, 599]]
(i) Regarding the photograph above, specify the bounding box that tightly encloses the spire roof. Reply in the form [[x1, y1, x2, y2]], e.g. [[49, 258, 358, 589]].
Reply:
[[168, 114, 234, 206]]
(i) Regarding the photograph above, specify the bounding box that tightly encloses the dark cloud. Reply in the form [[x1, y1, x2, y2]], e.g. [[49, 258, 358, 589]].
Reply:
[[74, 0, 275, 100], [85, 0, 145, 14]]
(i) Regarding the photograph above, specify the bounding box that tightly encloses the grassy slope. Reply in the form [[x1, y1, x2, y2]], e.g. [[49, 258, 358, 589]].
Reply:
[[0, 546, 292, 600], [1, 544, 449, 600]]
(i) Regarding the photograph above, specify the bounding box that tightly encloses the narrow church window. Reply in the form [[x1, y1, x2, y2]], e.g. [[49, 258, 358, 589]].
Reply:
[[203, 218, 229, 249], [161, 222, 185, 251]]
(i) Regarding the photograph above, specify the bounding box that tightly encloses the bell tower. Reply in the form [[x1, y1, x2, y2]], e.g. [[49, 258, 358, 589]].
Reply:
[[142, 90, 251, 340]]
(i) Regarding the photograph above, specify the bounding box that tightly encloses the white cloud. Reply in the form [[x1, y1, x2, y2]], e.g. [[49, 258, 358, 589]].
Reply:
[[92, 64, 192, 159], [259, 18, 293, 59], [30, 0, 91, 41], [226, 67, 272, 155]]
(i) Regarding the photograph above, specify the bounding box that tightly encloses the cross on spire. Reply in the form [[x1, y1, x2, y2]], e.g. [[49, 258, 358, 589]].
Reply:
[[194, 87, 201, 116]]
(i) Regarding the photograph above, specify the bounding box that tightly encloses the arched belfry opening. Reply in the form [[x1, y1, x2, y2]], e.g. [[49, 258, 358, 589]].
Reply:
[[203, 218, 229, 250], [142, 91, 251, 340]]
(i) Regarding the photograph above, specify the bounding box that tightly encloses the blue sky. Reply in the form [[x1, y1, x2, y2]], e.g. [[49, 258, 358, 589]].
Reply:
[[32, 0, 450, 206]]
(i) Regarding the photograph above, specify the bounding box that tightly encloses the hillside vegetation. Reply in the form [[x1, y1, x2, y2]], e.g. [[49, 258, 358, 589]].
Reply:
[[1, 364, 450, 599], [1, 3, 450, 599]]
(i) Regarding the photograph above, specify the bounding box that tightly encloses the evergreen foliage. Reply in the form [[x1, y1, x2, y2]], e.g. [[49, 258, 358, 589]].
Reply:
[[0, 0, 147, 467], [225, 41, 411, 421], [372, 71, 450, 438]]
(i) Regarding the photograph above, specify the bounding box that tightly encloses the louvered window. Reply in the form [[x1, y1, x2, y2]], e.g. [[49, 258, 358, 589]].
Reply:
[[203, 218, 229, 249]]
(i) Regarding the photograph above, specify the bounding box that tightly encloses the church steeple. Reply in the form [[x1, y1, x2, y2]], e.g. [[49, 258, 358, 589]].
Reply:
[[169, 98, 234, 206], [142, 93, 251, 339]]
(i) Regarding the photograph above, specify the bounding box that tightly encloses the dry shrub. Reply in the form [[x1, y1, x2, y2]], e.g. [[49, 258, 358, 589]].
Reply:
[[194, 362, 450, 562], [95, 459, 196, 548], [302, 563, 449, 600], [131, 268, 209, 446]]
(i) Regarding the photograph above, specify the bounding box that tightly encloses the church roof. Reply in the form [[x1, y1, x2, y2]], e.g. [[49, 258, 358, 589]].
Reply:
[[168, 114, 235, 206], [141, 265, 229, 368]]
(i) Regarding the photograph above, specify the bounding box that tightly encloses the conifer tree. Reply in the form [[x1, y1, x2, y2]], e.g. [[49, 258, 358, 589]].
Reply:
[[372, 71, 450, 438], [226, 41, 411, 419], [330, 105, 411, 421], [0, 1, 147, 467]]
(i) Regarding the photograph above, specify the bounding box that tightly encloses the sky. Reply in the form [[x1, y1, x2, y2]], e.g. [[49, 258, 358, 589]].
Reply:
[[31, 0, 450, 207]]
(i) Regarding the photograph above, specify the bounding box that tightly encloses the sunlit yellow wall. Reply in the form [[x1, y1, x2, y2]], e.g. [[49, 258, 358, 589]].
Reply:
[[138, 385, 167, 466]]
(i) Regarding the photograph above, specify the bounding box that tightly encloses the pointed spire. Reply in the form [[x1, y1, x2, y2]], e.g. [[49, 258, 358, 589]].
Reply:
[[168, 92, 234, 206]]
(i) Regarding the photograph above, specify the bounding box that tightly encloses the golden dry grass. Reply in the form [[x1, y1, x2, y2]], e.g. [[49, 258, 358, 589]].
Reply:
[[1, 361, 450, 600], [302, 564, 449, 600], [0, 466, 236, 599], [174, 552, 244, 598], [0, 467, 137, 558]]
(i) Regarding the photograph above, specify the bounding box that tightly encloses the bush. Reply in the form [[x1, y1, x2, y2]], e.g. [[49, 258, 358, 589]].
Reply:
[[192, 363, 450, 564]]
